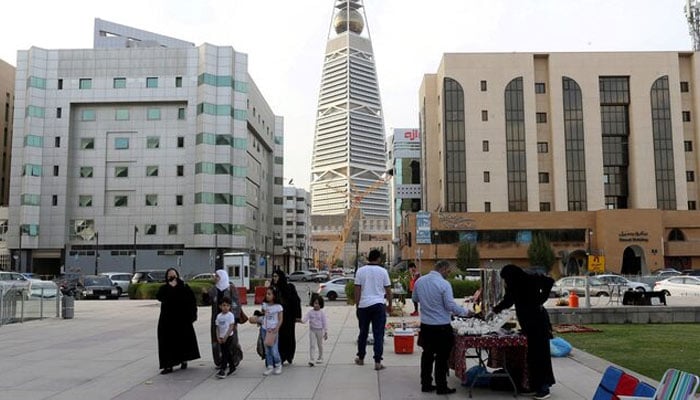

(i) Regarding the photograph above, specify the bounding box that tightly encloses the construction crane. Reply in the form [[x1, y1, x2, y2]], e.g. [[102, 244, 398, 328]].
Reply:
[[686, 0, 700, 51], [326, 174, 391, 267]]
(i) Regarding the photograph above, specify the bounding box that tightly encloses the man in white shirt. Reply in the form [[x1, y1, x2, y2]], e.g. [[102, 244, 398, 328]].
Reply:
[[353, 249, 392, 371]]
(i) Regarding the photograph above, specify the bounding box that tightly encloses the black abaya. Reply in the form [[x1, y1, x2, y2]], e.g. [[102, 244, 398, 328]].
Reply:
[[156, 279, 200, 369], [272, 270, 302, 364]]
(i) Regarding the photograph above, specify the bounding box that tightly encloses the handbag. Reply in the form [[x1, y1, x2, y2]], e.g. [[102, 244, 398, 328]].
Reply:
[[238, 308, 249, 324], [264, 329, 277, 346]]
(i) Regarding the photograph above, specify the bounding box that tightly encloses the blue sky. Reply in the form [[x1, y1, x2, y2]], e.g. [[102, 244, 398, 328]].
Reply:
[[0, 0, 692, 189]]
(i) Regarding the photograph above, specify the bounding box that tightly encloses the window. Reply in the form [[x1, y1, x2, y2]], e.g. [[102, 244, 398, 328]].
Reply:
[[145, 224, 157, 235], [79, 195, 93, 207], [52, 195, 58, 206], [53, 165, 59, 176], [115, 109, 129, 120], [535, 82, 546, 94], [687, 171, 696, 182], [115, 166, 128, 178], [480, 80, 487, 91], [146, 194, 158, 206], [178, 107, 186, 120], [685, 141, 693, 152], [681, 81, 690, 93], [689, 201, 697, 210], [113, 78, 126, 89], [80, 138, 95, 149], [80, 167, 93, 178], [176, 195, 183, 206], [177, 136, 184, 148], [146, 77, 158, 88], [56, 107, 62, 118], [55, 137, 61, 148], [483, 171, 490, 182], [536, 112, 548, 123], [81, 109, 96, 121], [147, 136, 160, 149], [168, 224, 178, 235], [482, 140, 489, 152], [537, 142, 549, 153], [683, 111, 691, 122], [114, 196, 128, 207], [79, 78, 92, 89], [57, 79, 63, 90], [175, 77, 182, 88], [176, 165, 184, 177], [114, 137, 129, 150], [540, 202, 551, 211], [146, 166, 159, 177], [484, 202, 491, 212], [539, 172, 550, 183], [147, 108, 161, 120], [481, 110, 488, 121]]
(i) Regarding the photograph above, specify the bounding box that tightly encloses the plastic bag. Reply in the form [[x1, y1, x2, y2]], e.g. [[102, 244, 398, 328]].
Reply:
[[550, 337, 572, 357], [462, 365, 490, 388]]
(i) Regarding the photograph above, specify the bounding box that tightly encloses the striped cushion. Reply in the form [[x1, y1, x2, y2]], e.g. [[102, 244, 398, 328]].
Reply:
[[655, 369, 700, 400]]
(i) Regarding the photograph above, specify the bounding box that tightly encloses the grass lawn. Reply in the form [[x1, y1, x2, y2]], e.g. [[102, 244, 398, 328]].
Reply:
[[559, 324, 700, 380]]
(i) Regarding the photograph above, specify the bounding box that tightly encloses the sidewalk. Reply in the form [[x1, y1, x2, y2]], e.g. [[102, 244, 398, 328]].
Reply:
[[0, 299, 615, 400]]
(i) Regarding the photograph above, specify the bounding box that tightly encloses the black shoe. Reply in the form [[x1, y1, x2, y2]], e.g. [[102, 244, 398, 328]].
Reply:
[[227, 367, 236, 376], [421, 385, 437, 392], [533, 390, 551, 400], [436, 387, 457, 395], [180, 362, 188, 370], [160, 367, 173, 375]]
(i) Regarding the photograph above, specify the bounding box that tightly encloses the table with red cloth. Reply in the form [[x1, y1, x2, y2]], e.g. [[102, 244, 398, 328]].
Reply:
[[448, 333, 529, 397]]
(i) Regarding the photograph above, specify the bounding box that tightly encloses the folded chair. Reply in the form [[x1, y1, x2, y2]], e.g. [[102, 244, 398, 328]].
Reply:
[[619, 368, 700, 400]]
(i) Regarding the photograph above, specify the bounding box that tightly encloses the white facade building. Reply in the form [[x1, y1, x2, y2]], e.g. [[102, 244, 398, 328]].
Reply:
[[8, 19, 283, 277], [280, 186, 311, 271]]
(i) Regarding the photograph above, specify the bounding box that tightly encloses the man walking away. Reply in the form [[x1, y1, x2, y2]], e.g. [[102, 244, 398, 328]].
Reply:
[[354, 249, 392, 371]]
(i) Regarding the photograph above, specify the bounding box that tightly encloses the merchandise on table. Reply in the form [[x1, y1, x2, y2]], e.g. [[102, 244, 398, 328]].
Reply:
[[450, 310, 515, 336]]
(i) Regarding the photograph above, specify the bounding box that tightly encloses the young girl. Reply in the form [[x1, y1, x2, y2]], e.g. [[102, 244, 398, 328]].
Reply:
[[261, 287, 284, 375], [302, 294, 328, 367]]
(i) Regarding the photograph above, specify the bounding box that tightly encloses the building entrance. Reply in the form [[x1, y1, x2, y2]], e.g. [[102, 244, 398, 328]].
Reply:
[[621, 246, 642, 275]]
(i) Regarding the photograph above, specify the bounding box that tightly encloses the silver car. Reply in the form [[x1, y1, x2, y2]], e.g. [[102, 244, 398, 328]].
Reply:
[[100, 272, 132, 296], [552, 276, 610, 297]]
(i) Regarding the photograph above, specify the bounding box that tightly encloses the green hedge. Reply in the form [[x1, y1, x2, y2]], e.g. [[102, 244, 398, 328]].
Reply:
[[128, 281, 214, 306], [343, 277, 479, 304]]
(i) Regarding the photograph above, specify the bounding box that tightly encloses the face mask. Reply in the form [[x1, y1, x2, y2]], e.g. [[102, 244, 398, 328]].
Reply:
[[168, 276, 177, 282]]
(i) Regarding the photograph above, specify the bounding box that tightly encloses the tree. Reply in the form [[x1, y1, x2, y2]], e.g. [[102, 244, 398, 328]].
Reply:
[[456, 242, 480, 271], [528, 233, 555, 273]]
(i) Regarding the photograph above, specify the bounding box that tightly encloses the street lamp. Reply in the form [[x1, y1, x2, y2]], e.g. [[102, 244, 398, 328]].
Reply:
[[433, 231, 439, 260], [17, 226, 23, 272], [585, 228, 593, 308], [132, 226, 138, 275], [94, 232, 99, 275]]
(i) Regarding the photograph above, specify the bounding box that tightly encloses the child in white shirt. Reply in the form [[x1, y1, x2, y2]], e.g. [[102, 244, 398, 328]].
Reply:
[[262, 287, 284, 376], [302, 293, 328, 367], [215, 296, 236, 378]]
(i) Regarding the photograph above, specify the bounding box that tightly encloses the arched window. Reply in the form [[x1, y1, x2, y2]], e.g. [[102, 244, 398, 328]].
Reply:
[[650, 76, 677, 210], [505, 77, 527, 211], [443, 78, 467, 212], [562, 77, 587, 210], [668, 228, 685, 241]]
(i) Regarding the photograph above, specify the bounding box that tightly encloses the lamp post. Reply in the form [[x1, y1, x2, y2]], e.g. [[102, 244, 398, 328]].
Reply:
[[416, 248, 423, 274], [585, 228, 593, 308], [433, 231, 439, 261], [18, 226, 23, 272], [132, 226, 138, 275], [93, 232, 99, 275]]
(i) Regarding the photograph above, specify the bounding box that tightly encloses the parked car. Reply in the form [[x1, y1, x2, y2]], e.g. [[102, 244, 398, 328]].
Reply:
[[131, 270, 167, 284], [189, 273, 215, 281], [653, 276, 700, 296], [287, 270, 317, 282], [313, 271, 330, 282], [29, 279, 58, 298], [318, 277, 354, 301], [77, 275, 120, 300], [100, 272, 132, 296], [651, 268, 682, 278], [329, 268, 345, 277], [596, 274, 650, 292], [552, 276, 610, 297], [462, 268, 483, 281], [0, 271, 31, 298], [681, 269, 700, 276]]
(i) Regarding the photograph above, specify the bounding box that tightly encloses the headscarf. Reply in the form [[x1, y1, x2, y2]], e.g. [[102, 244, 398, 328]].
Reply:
[[500, 264, 527, 288], [272, 269, 289, 287], [165, 267, 182, 284], [215, 270, 229, 291]]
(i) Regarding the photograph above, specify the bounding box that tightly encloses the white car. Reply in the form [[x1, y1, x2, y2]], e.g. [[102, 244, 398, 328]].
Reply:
[[287, 270, 317, 282], [100, 272, 132, 296], [654, 276, 700, 296], [318, 277, 354, 301], [596, 274, 650, 292], [0, 271, 31, 298], [29, 279, 58, 298]]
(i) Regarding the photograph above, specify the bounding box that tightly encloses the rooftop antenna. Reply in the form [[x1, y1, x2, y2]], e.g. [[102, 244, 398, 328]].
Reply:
[[686, 0, 700, 51]]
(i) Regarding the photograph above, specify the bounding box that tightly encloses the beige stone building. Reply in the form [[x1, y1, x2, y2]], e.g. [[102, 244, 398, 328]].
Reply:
[[402, 52, 700, 275], [0, 59, 14, 207]]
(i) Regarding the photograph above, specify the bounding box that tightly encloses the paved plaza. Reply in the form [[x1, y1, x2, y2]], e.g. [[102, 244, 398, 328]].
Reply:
[[0, 295, 661, 400]]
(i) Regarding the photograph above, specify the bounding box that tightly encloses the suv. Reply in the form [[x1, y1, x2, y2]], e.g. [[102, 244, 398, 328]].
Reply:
[[0, 271, 31, 297], [101, 272, 132, 296], [131, 270, 166, 284]]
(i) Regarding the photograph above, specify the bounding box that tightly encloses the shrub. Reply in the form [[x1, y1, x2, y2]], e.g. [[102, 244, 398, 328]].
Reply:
[[128, 281, 214, 306], [449, 279, 480, 299], [345, 280, 355, 305]]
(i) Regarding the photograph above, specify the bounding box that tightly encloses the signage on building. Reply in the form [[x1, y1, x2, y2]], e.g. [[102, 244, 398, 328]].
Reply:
[[416, 211, 431, 244], [618, 230, 649, 242], [394, 128, 420, 143], [588, 255, 605, 274]]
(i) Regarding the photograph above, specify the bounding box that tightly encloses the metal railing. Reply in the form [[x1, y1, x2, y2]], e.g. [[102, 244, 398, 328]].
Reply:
[[0, 284, 60, 325]]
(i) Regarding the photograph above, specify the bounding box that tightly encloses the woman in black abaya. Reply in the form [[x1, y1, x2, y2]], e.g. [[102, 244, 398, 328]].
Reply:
[[270, 269, 302, 364], [156, 268, 200, 374], [492, 264, 555, 399]]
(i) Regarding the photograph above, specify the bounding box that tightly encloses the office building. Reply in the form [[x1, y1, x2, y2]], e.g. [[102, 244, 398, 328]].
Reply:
[[280, 186, 311, 271]]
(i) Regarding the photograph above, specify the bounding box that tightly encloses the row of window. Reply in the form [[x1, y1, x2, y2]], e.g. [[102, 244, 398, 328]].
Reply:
[[479, 200, 697, 212], [476, 170, 698, 184], [479, 110, 548, 123], [24, 135, 186, 149], [479, 140, 695, 154], [31, 73, 250, 93], [26, 192, 249, 208], [75, 76, 179, 90], [476, 80, 692, 94], [23, 162, 250, 179]]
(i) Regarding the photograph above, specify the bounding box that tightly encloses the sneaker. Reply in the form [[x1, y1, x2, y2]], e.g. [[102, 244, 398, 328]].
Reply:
[[374, 362, 385, 371], [216, 369, 226, 379], [410, 311, 419, 316], [316, 358, 323, 364], [354, 357, 364, 366], [263, 366, 274, 376], [227, 368, 236, 376], [308, 361, 315, 367], [273, 365, 282, 375], [533, 390, 551, 400]]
